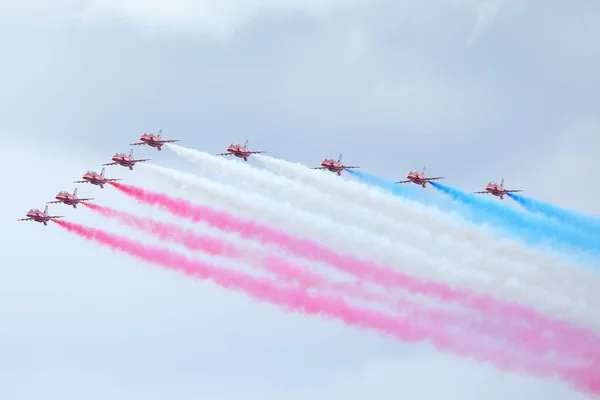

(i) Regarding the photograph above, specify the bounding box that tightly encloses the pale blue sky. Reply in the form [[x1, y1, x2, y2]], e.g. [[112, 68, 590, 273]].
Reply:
[[2, 1, 599, 399]]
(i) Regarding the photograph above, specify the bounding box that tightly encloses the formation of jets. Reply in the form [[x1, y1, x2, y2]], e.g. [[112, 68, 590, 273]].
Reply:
[[19, 129, 179, 226], [20, 132, 525, 226]]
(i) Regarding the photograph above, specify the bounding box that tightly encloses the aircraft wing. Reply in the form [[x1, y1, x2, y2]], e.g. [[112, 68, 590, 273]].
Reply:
[[46, 200, 62, 204], [311, 167, 327, 169], [425, 177, 444, 181], [129, 142, 145, 146], [504, 189, 523, 193], [17, 218, 32, 221], [343, 165, 359, 169], [395, 180, 411, 184], [101, 162, 119, 166], [104, 178, 121, 182], [48, 215, 64, 219], [248, 150, 266, 154], [216, 152, 234, 156], [73, 180, 88, 184], [473, 191, 490, 194], [159, 139, 180, 144], [79, 198, 94, 201], [133, 158, 151, 163]]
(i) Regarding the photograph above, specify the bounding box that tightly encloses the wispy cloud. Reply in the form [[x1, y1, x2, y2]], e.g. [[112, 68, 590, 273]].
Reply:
[[467, 0, 502, 45], [80, 0, 374, 38]]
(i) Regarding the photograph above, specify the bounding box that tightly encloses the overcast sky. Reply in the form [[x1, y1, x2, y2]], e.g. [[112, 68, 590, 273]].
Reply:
[[2, 1, 599, 399]]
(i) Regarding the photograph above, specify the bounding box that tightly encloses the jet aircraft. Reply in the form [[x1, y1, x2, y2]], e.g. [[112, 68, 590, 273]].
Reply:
[[74, 167, 121, 189], [474, 178, 523, 199], [102, 149, 150, 170], [130, 129, 179, 151], [18, 205, 63, 226], [47, 188, 94, 208], [217, 140, 266, 161], [395, 167, 444, 188], [312, 154, 359, 176]]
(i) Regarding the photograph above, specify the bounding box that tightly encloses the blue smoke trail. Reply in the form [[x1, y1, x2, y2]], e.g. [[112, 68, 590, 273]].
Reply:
[[428, 181, 600, 258], [507, 193, 600, 235], [344, 169, 422, 199], [344, 169, 462, 211]]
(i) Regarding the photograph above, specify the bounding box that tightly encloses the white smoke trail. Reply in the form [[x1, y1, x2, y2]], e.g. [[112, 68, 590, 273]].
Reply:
[[140, 162, 600, 328], [166, 144, 599, 312], [255, 153, 598, 269]]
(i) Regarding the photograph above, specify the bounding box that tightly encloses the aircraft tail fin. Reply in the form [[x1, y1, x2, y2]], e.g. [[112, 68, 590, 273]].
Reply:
[[73, 188, 78, 197], [338, 154, 343, 164], [44, 205, 48, 215], [423, 166, 426, 175], [244, 139, 249, 149], [157, 129, 162, 139], [129, 149, 134, 158], [100, 167, 105, 177], [500, 178, 504, 187]]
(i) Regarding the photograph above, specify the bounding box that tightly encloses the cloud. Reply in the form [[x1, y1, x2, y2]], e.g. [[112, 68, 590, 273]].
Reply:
[[82, 0, 368, 36], [467, 0, 502, 45], [2, 0, 600, 398]]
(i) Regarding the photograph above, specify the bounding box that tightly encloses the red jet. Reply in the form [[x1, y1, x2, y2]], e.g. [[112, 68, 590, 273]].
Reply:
[[74, 167, 121, 189], [474, 178, 523, 200], [395, 167, 444, 188], [217, 140, 266, 161], [312, 154, 359, 176], [47, 188, 94, 208], [18, 205, 63, 226], [130, 129, 180, 151], [102, 149, 151, 170]]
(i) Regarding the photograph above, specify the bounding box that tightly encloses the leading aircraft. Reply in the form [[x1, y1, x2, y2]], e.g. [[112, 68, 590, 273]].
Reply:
[[395, 167, 444, 188], [74, 167, 121, 189], [312, 154, 359, 176], [102, 149, 151, 170], [18, 205, 63, 226], [217, 140, 266, 161], [474, 178, 523, 200], [47, 188, 94, 208], [130, 129, 180, 151]]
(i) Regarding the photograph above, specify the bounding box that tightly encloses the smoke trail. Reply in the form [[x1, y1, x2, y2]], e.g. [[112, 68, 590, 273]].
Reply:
[[85, 205, 591, 356], [139, 165, 600, 328], [82, 202, 383, 304], [250, 156, 600, 318], [52, 219, 600, 394], [82, 202, 600, 360], [107, 180, 600, 341], [165, 147, 598, 310], [163, 148, 510, 281], [428, 181, 600, 257], [81, 203, 527, 345], [508, 192, 600, 235], [344, 169, 422, 200], [344, 169, 475, 219], [254, 154, 588, 267]]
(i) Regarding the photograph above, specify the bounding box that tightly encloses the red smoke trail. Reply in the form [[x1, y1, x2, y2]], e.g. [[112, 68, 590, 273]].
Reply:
[[84, 202, 556, 348], [84, 203, 489, 329], [83, 202, 381, 304], [52, 219, 600, 393], [82, 202, 595, 362], [108, 182, 600, 356]]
